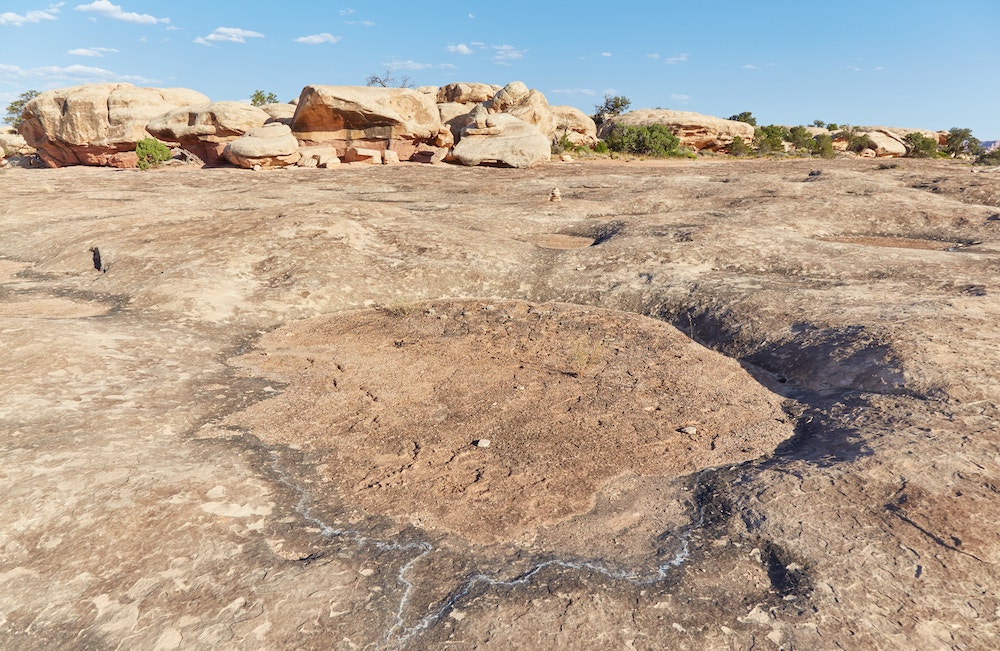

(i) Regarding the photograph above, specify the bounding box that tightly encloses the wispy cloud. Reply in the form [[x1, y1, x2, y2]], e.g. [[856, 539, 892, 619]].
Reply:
[[340, 8, 354, 15], [742, 64, 759, 70], [67, 46, 119, 57], [491, 44, 526, 64], [294, 33, 340, 45], [0, 3, 63, 26], [670, 93, 690, 103], [601, 52, 612, 57], [664, 53, 688, 64], [346, 19, 375, 27], [0, 62, 153, 84], [74, 1, 168, 25], [549, 88, 597, 97], [647, 53, 660, 59], [447, 43, 473, 55], [194, 26, 264, 46], [383, 59, 456, 71]]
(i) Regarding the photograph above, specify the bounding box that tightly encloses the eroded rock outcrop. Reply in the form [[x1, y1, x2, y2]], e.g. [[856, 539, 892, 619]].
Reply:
[[485, 81, 556, 139], [291, 85, 446, 161], [146, 102, 270, 165], [436, 82, 501, 105], [599, 110, 755, 152], [259, 102, 297, 126], [551, 105, 598, 147], [223, 123, 301, 169], [451, 108, 550, 168], [19, 83, 209, 168]]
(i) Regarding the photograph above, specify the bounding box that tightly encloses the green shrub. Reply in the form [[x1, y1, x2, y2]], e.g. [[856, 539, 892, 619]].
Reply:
[[250, 90, 279, 106], [903, 132, 939, 158], [944, 127, 982, 158], [729, 135, 749, 156], [811, 134, 835, 158], [135, 137, 171, 170], [788, 126, 813, 151], [838, 129, 877, 154], [593, 140, 609, 155], [754, 125, 789, 154], [604, 124, 681, 157], [974, 148, 1000, 166], [826, 123, 839, 131], [728, 111, 757, 126]]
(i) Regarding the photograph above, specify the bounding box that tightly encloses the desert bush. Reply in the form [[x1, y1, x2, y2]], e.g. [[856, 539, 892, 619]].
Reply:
[[593, 140, 609, 155], [728, 136, 749, 157], [826, 123, 839, 131], [811, 134, 835, 158], [839, 129, 877, 154], [903, 132, 939, 158], [135, 137, 171, 170], [604, 124, 681, 157], [593, 94, 631, 127], [788, 126, 814, 151], [974, 148, 1000, 166], [728, 111, 757, 126], [4, 89, 39, 129], [250, 90, 278, 106], [812, 120, 825, 128], [944, 127, 982, 158], [754, 125, 789, 154]]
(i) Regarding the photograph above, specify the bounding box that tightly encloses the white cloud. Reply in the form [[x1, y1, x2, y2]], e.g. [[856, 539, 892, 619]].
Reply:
[[67, 46, 119, 57], [670, 93, 690, 102], [848, 65, 862, 72], [381, 59, 456, 72], [742, 64, 759, 70], [294, 33, 340, 45], [0, 62, 152, 84], [664, 53, 688, 65], [447, 43, 472, 55], [165, 25, 179, 31], [346, 20, 375, 26], [549, 88, 597, 97], [194, 26, 264, 46], [647, 53, 660, 59], [491, 44, 526, 64], [468, 13, 475, 19], [0, 3, 62, 26], [74, 1, 168, 25], [340, 8, 354, 15]]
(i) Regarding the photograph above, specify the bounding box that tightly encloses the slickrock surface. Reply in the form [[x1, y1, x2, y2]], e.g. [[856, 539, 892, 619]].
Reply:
[[1, 158, 999, 649]]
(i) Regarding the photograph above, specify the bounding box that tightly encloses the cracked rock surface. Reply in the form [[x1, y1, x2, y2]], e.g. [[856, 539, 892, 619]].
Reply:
[[1, 159, 999, 649]]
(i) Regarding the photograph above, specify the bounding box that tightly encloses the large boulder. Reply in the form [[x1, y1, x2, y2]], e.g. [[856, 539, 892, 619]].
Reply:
[[599, 110, 755, 152], [146, 102, 269, 165], [0, 129, 33, 156], [18, 83, 208, 168], [260, 102, 297, 126], [290, 85, 445, 161], [485, 81, 556, 139], [437, 82, 501, 104], [223, 123, 301, 169], [550, 105, 598, 147], [451, 110, 550, 168]]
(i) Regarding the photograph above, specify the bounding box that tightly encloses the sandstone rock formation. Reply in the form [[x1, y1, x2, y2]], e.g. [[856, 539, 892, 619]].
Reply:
[[223, 122, 301, 169], [451, 109, 550, 168], [18, 83, 209, 168], [599, 110, 755, 152], [259, 102, 297, 126], [551, 105, 598, 147], [146, 102, 270, 166], [0, 129, 33, 156], [485, 81, 557, 139], [436, 81, 501, 104], [291, 85, 445, 161]]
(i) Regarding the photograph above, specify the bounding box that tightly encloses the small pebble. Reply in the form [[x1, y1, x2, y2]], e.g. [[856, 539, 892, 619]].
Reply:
[[474, 439, 491, 448], [679, 426, 698, 435]]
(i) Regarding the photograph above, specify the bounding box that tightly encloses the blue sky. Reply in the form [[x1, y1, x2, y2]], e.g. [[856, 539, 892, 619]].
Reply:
[[2, 1, 998, 140]]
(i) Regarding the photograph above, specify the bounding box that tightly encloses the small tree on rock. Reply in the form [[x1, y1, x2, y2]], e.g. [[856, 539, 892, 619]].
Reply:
[[593, 94, 631, 127], [944, 127, 981, 158], [250, 90, 279, 106], [903, 132, 939, 158], [4, 89, 39, 129], [728, 111, 757, 127], [365, 69, 413, 88]]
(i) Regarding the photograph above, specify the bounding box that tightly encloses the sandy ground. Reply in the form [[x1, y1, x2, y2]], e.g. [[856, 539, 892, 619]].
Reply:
[[0, 157, 999, 649]]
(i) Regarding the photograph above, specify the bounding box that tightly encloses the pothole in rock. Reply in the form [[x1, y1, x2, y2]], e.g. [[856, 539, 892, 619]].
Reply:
[[821, 235, 978, 251], [222, 300, 796, 544]]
